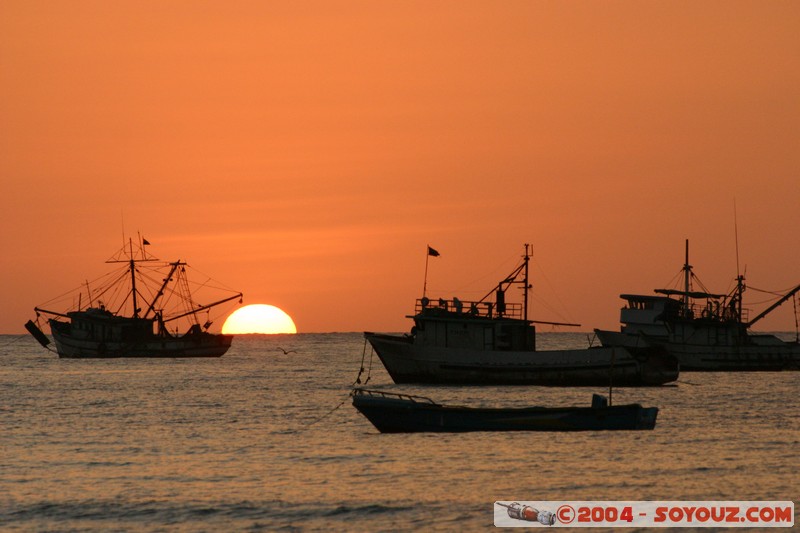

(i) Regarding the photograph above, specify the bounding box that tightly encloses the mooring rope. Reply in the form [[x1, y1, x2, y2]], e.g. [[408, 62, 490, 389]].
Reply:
[[364, 341, 375, 385], [6, 326, 59, 355], [297, 395, 351, 431], [353, 337, 375, 385], [286, 338, 377, 433], [0, 334, 33, 349]]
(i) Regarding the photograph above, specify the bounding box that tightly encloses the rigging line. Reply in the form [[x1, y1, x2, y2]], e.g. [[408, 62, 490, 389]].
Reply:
[[664, 269, 684, 291], [59, 269, 129, 313], [187, 264, 241, 293], [183, 264, 240, 294], [749, 285, 797, 295], [100, 283, 121, 311], [748, 296, 787, 306], [444, 251, 520, 294], [136, 268, 175, 307], [178, 270, 199, 322], [154, 269, 190, 317], [156, 275, 183, 307], [529, 295, 572, 324], [192, 280, 240, 293], [181, 269, 214, 293], [531, 258, 577, 325], [113, 288, 133, 316], [37, 265, 129, 307], [690, 271, 713, 294], [83, 268, 131, 307]]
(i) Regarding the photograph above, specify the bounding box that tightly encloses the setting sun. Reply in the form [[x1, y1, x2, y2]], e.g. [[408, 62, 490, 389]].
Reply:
[[222, 304, 297, 334]]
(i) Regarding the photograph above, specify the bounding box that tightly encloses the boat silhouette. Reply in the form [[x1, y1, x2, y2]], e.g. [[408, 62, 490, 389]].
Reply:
[[351, 388, 658, 432], [365, 245, 679, 386], [26, 237, 242, 358], [595, 240, 800, 371]]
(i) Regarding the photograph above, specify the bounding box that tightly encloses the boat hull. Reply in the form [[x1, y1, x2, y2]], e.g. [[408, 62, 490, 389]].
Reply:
[[352, 390, 658, 433], [595, 329, 800, 371], [365, 332, 678, 386], [50, 320, 233, 358]]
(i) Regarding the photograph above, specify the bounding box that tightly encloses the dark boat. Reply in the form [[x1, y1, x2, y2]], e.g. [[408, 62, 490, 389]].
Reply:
[[595, 240, 800, 371], [365, 245, 679, 386], [351, 388, 659, 433], [25, 237, 243, 358]]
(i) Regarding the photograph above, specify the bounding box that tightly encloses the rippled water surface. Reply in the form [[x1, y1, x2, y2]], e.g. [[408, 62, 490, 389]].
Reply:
[[1, 333, 798, 531]]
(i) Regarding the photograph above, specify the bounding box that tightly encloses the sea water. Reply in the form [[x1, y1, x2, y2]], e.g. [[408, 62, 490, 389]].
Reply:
[[1, 332, 797, 531]]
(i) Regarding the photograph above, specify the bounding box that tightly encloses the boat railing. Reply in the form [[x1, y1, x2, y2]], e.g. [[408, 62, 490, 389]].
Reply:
[[680, 302, 749, 323], [352, 388, 439, 405], [414, 298, 523, 319]]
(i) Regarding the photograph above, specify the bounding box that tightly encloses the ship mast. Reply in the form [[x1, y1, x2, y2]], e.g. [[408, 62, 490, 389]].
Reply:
[[736, 273, 745, 322], [143, 260, 183, 319], [106, 237, 158, 318], [478, 245, 530, 319], [129, 239, 139, 318], [523, 243, 530, 322], [683, 239, 691, 316], [734, 199, 743, 323]]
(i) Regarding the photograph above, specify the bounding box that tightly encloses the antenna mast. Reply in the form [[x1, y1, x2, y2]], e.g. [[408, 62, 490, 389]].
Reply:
[[129, 238, 139, 318], [734, 200, 741, 277], [523, 244, 531, 322], [733, 200, 744, 321], [683, 239, 691, 315]]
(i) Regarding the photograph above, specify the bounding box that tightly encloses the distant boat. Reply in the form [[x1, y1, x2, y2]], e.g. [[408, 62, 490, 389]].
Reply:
[[25, 238, 243, 358], [594, 240, 800, 371], [365, 245, 679, 386], [351, 388, 659, 432]]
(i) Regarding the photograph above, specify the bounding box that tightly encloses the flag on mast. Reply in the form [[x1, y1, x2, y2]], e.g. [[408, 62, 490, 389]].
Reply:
[[423, 245, 440, 298]]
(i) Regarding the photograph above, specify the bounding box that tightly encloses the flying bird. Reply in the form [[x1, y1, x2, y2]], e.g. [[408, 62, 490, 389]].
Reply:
[[277, 347, 296, 355]]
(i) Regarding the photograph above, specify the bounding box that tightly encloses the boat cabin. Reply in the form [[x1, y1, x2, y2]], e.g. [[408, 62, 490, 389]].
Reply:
[[618, 295, 679, 336], [58, 307, 155, 342], [620, 290, 749, 330], [408, 296, 536, 351]]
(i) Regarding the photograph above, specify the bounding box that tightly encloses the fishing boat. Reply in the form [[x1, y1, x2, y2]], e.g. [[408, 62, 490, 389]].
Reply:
[[364, 245, 679, 386], [25, 237, 243, 358], [594, 240, 800, 371], [351, 388, 659, 432]]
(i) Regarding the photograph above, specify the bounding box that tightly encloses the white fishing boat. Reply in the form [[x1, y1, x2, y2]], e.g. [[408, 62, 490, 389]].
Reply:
[[594, 240, 800, 371], [365, 245, 679, 386], [26, 237, 243, 358]]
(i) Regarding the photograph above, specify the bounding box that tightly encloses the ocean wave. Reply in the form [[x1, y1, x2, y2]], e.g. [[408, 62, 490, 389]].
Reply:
[[1, 498, 434, 531]]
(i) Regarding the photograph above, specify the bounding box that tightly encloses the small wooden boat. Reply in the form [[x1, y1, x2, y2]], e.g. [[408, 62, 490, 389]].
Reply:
[[351, 388, 659, 433]]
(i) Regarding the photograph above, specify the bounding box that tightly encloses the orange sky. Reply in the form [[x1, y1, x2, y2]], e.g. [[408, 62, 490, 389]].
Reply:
[[2, 1, 799, 334]]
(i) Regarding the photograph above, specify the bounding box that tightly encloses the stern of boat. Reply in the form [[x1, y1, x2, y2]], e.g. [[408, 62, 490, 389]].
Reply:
[[629, 345, 680, 385]]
